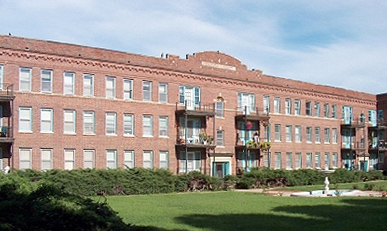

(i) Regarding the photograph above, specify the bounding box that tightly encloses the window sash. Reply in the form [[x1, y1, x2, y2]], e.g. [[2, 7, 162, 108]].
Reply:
[[143, 81, 152, 101], [315, 102, 320, 117], [64, 149, 75, 170], [215, 101, 224, 117], [159, 83, 168, 103], [0, 65, 3, 89], [64, 72, 75, 95], [41, 149, 53, 170], [106, 77, 116, 98], [83, 74, 94, 96], [324, 128, 330, 143], [41, 69, 52, 93], [64, 110, 76, 134], [123, 114, 134, 136], [274, 124, 281, 141], [294, 100, 301, 115], [274, 98, 280, 113], [106, 150, 117, 169], [143, 151, 153, 169], [217, 130, 224, 146], [83, 150, 95, 169], [306, 127, 312, 142], [285, 99, 291, 115], [123, 79, 133, 100], [306, 101, 311, 116], [19, 148, 32, 169], [106, 113, 117, 135], [315, 127, 321, 143], [263, 96, 270, 113], [295, 126, 301, 142], [19, 107, 32, 132], [274, 152, 281, 169], [315, 153, 321, 168], [286, 153, 292, 169], [159, 116, 168, 137], [41, 109, 53, 133], [159, 151, 169, 169], [20, 67, 32, 91], [124, 150, 134, 168], [286, 125, 292, 142], [143, 115, 153, 136], [83, 111, 95, 134]]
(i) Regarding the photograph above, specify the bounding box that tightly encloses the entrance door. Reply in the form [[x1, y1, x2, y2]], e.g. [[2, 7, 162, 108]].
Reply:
[[342, 129, 352, 149], [212, 162, 230, 178], [185, 87, 195, 110]]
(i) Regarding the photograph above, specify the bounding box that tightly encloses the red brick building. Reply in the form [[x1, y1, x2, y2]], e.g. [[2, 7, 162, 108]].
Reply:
[[0, 35, 385, 175]]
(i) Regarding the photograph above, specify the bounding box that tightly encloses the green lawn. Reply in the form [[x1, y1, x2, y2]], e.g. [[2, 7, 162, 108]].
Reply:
[[106, 191, 387, 231]]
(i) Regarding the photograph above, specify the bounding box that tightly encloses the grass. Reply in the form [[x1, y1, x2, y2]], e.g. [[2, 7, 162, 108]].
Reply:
[[105, 191, 387, 231]]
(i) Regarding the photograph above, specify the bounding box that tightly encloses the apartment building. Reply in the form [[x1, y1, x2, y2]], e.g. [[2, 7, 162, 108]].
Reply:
[[0, 35, 385, 176]]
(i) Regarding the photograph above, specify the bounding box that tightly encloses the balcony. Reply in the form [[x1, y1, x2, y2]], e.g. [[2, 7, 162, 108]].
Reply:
[[341, 119, 366, 129], [235, 108, 270, 122], [369, 140, 387, 151], [341, 142, 366, 151], [176, 136, 216, 149], [175, 101, 215, 117]]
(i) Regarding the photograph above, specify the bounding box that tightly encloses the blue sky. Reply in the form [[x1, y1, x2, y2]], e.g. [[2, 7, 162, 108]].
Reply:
[[1, 0, 386, 94]]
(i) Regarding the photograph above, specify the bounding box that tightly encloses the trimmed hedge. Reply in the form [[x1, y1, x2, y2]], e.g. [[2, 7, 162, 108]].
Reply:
[[1, 168, 386, 195]]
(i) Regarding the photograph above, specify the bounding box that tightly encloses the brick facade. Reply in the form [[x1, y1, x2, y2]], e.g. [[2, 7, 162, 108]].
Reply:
[[0, 35, 385, 175]]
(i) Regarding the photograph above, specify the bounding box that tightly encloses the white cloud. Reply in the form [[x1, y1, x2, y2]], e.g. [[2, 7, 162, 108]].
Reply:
[[0, 0, 386, 94]]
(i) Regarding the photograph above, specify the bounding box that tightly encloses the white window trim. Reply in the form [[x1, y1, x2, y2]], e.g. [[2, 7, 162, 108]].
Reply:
[[19, 107, 33, 132], [64, 110, 76, 134], [123, 114, 134, 136], [106, 76, 116, 99], [19, 67, 32, 92], [63, 72, 75, 95], [41, 69, 53, 93], [40, 108, 53, 133]]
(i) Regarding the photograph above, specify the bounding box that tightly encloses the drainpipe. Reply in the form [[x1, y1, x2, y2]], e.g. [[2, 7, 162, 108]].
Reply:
[[244, 106, 248, 172]]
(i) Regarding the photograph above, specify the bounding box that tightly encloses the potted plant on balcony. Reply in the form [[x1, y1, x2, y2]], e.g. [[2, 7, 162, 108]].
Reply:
[[246, 140, 258, 148], [199, 132, 208, 144], [260, 141, 271, 150]]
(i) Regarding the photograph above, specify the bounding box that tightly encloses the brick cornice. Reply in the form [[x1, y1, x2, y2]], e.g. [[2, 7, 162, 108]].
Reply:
[[1, 49, 375, 106]]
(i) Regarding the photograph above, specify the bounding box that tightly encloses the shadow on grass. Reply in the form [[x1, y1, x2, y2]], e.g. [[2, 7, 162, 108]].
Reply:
[[173, 198, 387, 231]]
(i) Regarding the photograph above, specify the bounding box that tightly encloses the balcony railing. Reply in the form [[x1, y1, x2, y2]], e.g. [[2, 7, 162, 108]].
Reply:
[[175, 101, 215, 116], [235, 107, 269, 121], [341, 119, 366, 128], [341, 142, 366, 150], [0, 84, 14, 100]]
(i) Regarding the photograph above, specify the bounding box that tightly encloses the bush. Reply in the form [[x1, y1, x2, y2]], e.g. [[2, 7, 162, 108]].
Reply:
[[0, 182, 145, 231]]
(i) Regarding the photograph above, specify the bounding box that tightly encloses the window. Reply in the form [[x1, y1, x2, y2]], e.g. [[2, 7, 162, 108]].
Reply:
[[324, 128, 330, 143], [324, 103, 329, 118], [64, 72, 75, 95], [263, 96, 270, 113], [123, 79, 133, 100], [286, 152, 292, 169], [306, 101, 312, 116], [124, 150, 134, 168], [143, 150, 153, 169], [263, 124, 270, 142], [106, 76, 116, 98], [273, 97, 280, 113], [41, 69, 52, 93], [237, 92, 256, 113], [41, 149, 53, 170], [285, 125, 292, 142], [64, 110, 76, 134], [142, 81, 152, 101], [217, 130, 224, 146], [306, 153, 313, 168], [19, 107, 32, 132], [315, 127, 321, 143], [294, 99, 301, 115], [159, 151, 169, 169], [143, 115, 153, 137], [332, 128, 338, 144], [306, 127, 312, 142], [106, 149, 117, 169], [295, 152, 302, 169], [215, 101, 224, 117], [159, 116, 168, 137], [83, 150, 95, 169], [315, 152, 321, 169], [263, 153, 269, 168], [332, 105, 337, 118], [274, 124, 281, 141], [83, 74, 94, 96], [19, 67, 32, 92], [324, 153, 330, 169], [64, 149, 75, 170], [180, 86, 201, 109], [295, 125, 301, 142], [83, 111, 95, 134], [123, 114, 134, 136], [274, 152, 281, 169], [19, 148, 32, 170], [40, 108, 53, 133], [332, 152, 338, 168], [159, 83, 168, 103], [314, 102, 320, 117], [179, 151, 201, 173], [106, 113, 117, 135], [285, 98, 291, 115], [0, 64, 3, 89]]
